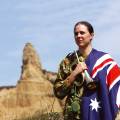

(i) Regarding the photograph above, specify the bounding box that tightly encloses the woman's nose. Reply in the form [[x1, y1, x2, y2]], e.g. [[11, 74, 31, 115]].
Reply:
[[77, 32, 82, 37]]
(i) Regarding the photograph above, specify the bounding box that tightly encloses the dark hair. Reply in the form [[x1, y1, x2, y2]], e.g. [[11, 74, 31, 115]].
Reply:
[[74, 21, 94, 34]]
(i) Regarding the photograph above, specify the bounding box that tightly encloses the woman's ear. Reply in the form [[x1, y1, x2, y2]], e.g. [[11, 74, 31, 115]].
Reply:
[[90, 33, 94, 40], [91, 33, 94, 37]]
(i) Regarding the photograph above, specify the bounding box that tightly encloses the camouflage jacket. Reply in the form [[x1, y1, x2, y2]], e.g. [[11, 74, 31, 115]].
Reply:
[[54, 51, 85, 120]]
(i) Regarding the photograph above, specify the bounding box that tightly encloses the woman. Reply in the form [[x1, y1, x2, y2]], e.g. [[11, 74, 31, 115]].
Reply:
[[54, 21, 120, 120]]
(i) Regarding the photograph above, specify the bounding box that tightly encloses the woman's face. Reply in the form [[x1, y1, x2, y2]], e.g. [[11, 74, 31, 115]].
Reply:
[[74, 24, 94, 48]]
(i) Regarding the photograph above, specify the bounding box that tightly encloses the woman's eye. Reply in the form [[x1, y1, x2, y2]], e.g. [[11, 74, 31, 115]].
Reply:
[[74, 32, 78, 36], [80, 31, 85, 35], [74, 31, 85, 36]]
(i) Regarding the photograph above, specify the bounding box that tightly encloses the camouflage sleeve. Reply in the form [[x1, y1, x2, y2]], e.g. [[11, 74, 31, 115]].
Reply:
[[54, 57, 72, 99]]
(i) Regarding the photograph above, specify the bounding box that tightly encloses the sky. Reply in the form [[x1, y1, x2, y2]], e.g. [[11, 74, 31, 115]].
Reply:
[[0, 0, 120, 86]]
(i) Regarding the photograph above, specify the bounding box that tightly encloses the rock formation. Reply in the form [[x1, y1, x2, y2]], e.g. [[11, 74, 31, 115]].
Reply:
[[0, 43, 62, 120], [16, 43, 62, 111]]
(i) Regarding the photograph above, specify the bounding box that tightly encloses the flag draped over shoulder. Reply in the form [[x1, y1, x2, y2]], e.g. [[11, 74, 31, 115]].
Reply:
[[81, 49, 120, 120]]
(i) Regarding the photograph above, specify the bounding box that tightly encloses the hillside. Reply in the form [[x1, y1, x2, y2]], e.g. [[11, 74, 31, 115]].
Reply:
[[0, 43, 63, 120]]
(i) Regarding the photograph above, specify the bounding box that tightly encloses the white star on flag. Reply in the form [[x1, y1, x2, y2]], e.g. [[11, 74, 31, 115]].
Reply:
[[89, 98, 101, 112]]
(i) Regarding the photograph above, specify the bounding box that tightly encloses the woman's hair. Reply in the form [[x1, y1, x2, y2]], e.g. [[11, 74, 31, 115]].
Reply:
[[74, 21, 94, 34]]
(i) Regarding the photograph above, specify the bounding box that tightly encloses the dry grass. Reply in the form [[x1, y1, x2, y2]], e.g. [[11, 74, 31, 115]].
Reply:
[[0, 105, 63, 120], [14, 112, 63, 120], [0, 91, 63, 120]]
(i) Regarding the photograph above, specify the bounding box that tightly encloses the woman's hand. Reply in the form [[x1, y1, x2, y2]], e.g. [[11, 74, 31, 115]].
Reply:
[[73, 62, 87, 76], [64, 62, 87, 86]]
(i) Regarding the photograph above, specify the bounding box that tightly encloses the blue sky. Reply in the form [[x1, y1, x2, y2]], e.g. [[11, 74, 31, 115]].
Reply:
[[0, 0, 120, 86]]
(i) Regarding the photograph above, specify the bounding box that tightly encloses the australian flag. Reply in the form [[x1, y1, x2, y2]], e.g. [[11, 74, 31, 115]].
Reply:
[[81, 49, 120, 120]]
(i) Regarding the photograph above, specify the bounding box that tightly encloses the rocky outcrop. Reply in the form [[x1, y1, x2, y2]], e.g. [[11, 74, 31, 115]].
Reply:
[[20, 43, 43, 80], [16, 43, 62, 111], [0, 43, 62, 120]]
